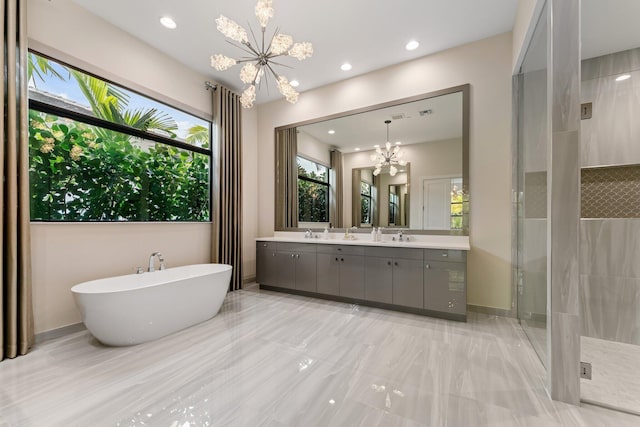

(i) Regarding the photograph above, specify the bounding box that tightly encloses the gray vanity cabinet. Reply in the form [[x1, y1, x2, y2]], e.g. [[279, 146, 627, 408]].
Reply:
[[364, 247, 424, 308], [423, 250, 467, 316], [317, 245, 365, 298], [256, 241, 278, 286], [256, 240, 467, 321], [275, 243, 317, 292], [364, 256, 393, 303]]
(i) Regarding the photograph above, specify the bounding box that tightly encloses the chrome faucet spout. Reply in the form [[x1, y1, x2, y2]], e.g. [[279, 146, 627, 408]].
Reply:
[[148, 252, 165, 272]]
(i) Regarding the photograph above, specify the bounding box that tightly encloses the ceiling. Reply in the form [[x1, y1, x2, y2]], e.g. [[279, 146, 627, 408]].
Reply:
[[581, 0, 640, 59], [299, 92, 462, 152], [73, 0, 518, 104]]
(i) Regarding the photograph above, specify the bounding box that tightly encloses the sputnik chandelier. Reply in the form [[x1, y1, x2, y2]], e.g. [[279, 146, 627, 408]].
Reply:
[[210, 0, 313, 108], [371, 120, 407, 177]]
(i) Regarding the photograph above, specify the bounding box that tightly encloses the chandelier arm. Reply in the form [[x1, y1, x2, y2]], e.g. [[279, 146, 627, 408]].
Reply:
[[266, 59, 294, 69], [252, 64, 262, 85], [247, 24, 261, 52], [265, 26, 278, 55], [225, 39, 258, 57], [265, 62, 280, 80]]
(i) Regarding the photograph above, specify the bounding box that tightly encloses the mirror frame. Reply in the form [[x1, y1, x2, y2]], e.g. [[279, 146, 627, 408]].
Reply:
[[274, 83, 470, 235]]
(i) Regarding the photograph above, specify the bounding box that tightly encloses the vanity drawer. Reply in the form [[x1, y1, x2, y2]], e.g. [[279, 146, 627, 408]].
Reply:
[[277, 242, 317, 253], [423, 249, 466, 262], [365, 247, 423, 260], [257, 241, 277, 250], [316, 245, 365, 256]]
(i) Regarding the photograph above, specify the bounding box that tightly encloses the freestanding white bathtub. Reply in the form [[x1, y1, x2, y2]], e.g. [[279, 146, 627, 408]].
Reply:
[[71, 264, 232, 346]]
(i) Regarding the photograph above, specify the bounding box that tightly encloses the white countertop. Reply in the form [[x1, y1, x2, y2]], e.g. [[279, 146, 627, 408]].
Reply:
[[257, 232, 470, 251]]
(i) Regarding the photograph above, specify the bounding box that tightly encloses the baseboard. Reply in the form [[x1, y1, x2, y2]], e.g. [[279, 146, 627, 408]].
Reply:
[[35, 323, 86, 345], [242, 276, 256, 285], [467, 304, 516, 318]]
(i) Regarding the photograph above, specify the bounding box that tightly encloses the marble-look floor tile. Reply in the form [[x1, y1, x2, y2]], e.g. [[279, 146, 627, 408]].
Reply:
[[0, 287, 638, 426]]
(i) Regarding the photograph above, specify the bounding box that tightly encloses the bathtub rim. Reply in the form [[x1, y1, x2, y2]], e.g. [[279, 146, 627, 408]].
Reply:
[[71, 263, 232, 295]]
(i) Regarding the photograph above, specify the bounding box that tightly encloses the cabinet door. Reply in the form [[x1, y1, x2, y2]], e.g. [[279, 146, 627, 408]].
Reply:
[[392, 259, 424, 308], [295, 252, 317, 292], [317, 253, 340, 295], [424, 261, 466, 315], [276, 252, 297, 289], [256, 242, 278, 285], [339, 255, 365, 299], [364, 257, 393, 304]]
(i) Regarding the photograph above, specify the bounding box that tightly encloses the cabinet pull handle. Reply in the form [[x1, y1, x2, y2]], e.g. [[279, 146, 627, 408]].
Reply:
[[291, 254, 295, 258], [441, 253, 448, 257], [387, 261, 392, 266], [337, 248, 342, 251], [296, 254, 300, 259], [394, 262, 399, 266], [341, 258, 344, 262], [425, 264, 431, 269], [263, 243, 267, 247], [335, 257, 339, 261], [272, 252, 276, 257]]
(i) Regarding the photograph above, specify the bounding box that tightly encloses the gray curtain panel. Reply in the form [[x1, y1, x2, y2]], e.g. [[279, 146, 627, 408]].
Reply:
[[351, 168, 362, 227], [330, 150, 343, 228], [275, 128, 298, 228], [212, 86, 243, 292], [1, 0, 34, 361]]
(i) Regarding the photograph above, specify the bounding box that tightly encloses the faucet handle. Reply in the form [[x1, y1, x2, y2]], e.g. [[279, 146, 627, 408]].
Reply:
[[136, 266, 144, 274]]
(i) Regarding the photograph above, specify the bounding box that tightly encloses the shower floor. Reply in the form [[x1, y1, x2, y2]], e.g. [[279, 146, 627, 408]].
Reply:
[[581, 336, 640, 415]]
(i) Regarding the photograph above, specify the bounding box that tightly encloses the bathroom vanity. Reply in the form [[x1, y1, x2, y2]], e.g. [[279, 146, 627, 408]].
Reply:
[[256, 235, 470, 321]]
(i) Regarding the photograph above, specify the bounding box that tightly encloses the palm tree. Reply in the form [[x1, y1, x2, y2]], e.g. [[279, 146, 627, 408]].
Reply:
[[28, 53, 178, 137]]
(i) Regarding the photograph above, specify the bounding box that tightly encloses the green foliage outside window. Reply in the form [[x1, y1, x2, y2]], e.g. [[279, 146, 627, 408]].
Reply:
[[297, 156, 329, 222], [28, 53, 211, 221]]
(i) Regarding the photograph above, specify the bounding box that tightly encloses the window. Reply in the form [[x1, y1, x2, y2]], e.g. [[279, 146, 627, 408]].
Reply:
[[360, 181, 372, 225], [451, 178, 463, 229], [297, 156, 329, 222], [27, 52, 211, 221]]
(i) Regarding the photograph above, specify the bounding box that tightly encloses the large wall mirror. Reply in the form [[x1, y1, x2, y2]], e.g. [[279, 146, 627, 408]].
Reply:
[[275, 84, 469, 235]]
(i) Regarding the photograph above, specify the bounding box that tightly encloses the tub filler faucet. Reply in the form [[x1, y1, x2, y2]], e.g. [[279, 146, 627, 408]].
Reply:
[[149, 252, 165, 272]]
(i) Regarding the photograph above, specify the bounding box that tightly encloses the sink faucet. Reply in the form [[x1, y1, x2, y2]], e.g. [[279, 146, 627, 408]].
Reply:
[[148, 252, 165, 272], [397, 230, 404, 242], [305, 229, 313, 238]]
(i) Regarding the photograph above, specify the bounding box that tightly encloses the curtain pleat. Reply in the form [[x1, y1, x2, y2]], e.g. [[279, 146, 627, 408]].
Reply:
[[212, 86, 243, 292], [330, 150, 343, 228], [351, 168, 361, 227], [275, 128, 298, 228], [1, 0, 34, 361]]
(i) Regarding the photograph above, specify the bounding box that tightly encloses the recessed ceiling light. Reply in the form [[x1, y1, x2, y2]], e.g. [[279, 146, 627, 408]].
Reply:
[[160, 16, 177, 29], [354, 148, 361, 151], [405, 40, 419, 51], [328, 130, 335, 134], [616, 74, 631, 82], [373, 144, 380, 148], [341, 63, 352, 71], [290, 80, 300, 87], [395, 141, 402, 145]]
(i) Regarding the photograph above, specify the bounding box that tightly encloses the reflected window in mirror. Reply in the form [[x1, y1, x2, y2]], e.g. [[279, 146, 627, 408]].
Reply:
[[360, 181, 373, 225], [297, 156, 330, 223], [451, 178, 463, 230]]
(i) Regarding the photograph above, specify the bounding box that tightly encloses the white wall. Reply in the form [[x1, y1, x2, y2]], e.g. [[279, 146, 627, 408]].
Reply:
[[257, 32, 513, 310], [27, 0, 259, 333]]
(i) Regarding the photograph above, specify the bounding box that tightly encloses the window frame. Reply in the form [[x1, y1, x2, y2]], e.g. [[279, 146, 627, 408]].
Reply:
[[28, 50, 213, 223], [360, 181, 373, 225], [296, 155, 330, 223]]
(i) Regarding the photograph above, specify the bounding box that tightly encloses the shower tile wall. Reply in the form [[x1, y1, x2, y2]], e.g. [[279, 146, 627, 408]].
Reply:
[[580, 47, 640, 345]]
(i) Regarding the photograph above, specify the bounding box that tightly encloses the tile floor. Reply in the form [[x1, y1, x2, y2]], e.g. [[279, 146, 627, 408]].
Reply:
[[581, 336, 640, 415], [0, 286, 638, 426]]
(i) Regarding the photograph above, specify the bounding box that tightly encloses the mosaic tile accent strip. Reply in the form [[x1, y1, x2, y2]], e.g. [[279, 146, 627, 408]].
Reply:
[[581, 165, 640, 218], [524, 171, 547, 219]]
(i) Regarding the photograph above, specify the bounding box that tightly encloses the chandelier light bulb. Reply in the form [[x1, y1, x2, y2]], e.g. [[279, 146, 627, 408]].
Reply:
[[373, 168, 381, 176], [215, 15, 249, 44], [211, 54, 237, 71], [240, 63, 260, 84], [385, 141, 392, 151], [240, 85, 256, 108], [389, 165, 398, 177], [271, 34, 294, 55], [289, 42, 313, 60], [254, 0, 274, 27]]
